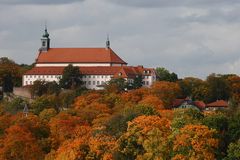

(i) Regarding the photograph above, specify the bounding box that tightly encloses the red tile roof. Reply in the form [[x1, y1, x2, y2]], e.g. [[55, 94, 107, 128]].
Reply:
[[36, 48, 127, 64], [194, 101, 206, 109], [24, 66, 155, 78], [206, 100, 228, 108]]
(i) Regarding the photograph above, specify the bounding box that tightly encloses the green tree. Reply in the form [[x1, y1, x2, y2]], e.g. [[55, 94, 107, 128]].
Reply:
[[30, 80, 48, 97], [0, 57, 22, 87], [155, 67, 178, 82], [178, 77, 205, 99], [171, 108, 204, 130], [105, 78, 127, 93], [132, 75, 143, 89], [59, 64, 82, 89], [106, 105, 158, 137], [2, 73, 13, 93], [225, 139, 240, 160], [207, 74, 230, 102]]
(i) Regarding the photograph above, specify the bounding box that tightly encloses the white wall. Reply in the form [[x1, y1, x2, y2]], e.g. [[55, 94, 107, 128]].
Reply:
[[82, 75, 112, 90], [23, 75, 61, 86]]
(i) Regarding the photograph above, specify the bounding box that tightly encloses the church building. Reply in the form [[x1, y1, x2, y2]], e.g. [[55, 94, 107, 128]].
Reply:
[[23, 28, 156, 90]]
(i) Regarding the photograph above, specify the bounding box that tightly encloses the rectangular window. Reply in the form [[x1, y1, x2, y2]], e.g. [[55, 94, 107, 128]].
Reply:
[[97, 81, 100, 85], [30, 75, 32, 78], [26, 81, 28, 85], [93, 81, 95, 85], [88, 81, 91, 85], [34, 75, 36, 78], [146, 81, 149, 85], [93, 75, 95, 78], [101, 81, 104, 84], [102, 76, 104, 78]]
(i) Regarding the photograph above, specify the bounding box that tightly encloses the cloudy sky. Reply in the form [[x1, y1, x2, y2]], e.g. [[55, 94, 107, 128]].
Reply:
[[1, 0, 240, 79]]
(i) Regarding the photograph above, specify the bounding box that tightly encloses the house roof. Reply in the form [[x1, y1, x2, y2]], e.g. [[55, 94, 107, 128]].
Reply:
[[24, 66, 155, 78], [172, 98, 206, 110], [193, 101, 206, 109], [36, 48, 127, 64], [206, 100, 228, 108]]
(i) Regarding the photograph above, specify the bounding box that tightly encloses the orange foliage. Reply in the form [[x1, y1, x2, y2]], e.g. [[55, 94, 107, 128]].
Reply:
[[138, 95, 164, 111], [89, 134, 116, 159], [49, 113, 86, 149], [150, 81, 181, 108], [159, 109, 174, 121], [74, 92, 102, 109], [55, 138, 89, 160], [0, 125, 43, 160], [228, 76, 240, 103], [121, 88, 149, 104], [173, 124, 219, 160]]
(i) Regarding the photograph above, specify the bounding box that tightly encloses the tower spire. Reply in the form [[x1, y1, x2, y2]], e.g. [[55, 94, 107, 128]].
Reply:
[[106, 34, 110, 49], [39, 24, 50, 52]]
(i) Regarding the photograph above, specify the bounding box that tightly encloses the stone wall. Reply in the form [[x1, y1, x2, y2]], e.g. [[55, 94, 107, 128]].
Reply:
[[13, 87, 32, 99]]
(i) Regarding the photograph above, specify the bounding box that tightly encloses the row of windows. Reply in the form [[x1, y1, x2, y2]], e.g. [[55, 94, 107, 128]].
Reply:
[[143, 81, 149, 85], [25, 75, 61, 79], [26, 75, 151, 79], [25, 81, 33, 85], [83, 81, 105, 86], [82, 75, 111, 79]]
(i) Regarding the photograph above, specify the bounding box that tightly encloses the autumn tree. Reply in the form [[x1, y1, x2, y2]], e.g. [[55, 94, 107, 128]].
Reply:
[[138, 95, 164, 111], [172, 124, 219, 160], [178, 77, 207, 100], [116, 115, 172, 159], [52, 125, 92, 160], [49, 112, 86, 149], [228, 76, 240, 104], [0, 125, 44, 160], [150, 81, 181, 108], [106, 105, 158, 137]]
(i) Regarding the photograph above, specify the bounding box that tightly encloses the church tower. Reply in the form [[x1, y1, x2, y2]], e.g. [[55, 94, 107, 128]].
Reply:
[[39, 27, 50, 52]]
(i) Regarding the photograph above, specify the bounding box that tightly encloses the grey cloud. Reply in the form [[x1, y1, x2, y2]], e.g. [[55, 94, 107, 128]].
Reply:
[[108, 0, 240, 8], [0, 0, 84, 5]]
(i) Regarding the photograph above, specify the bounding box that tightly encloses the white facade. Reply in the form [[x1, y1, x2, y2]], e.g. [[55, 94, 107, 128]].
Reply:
[[23, 73, 155, 89], [82, 75, 112, 90], [22, 75, 62, 86]]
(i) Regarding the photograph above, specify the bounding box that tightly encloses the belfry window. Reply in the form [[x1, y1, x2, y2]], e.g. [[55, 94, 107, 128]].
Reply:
[[42, 41, 46, 46]]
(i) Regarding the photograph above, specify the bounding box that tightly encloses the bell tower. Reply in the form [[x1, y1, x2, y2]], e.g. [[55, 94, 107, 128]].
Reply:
[[39, 27, 50, 52]]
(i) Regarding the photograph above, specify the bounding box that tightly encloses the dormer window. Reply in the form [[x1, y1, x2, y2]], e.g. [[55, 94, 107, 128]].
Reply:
[[118, 72, 122, 76]]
